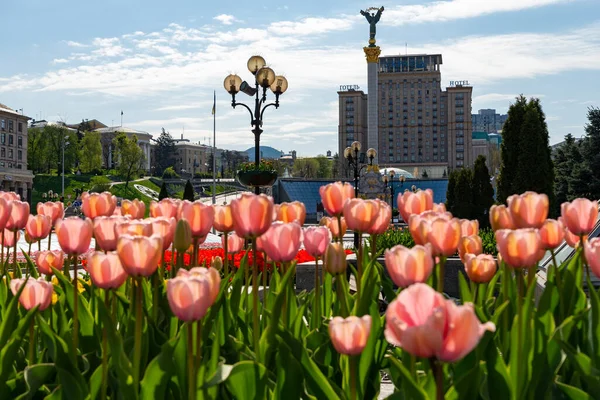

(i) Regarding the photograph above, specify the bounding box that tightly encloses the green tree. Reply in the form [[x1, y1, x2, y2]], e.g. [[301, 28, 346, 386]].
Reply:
[[158, 181, 169, 200], [451, 168, 473, 219], [79, 131, 103, 173], [154, 128, 176, 176], [113, 132, 144, 190], [162, 166, 180, 179], [497, 96, 554, 209], [315, 156, 332, 178], [292, 159, 319, 178], [27, 128, 49, 173], [471, 155, 495, 229], [497, 95, 527, 203], [183, 180, 195, 201], [446, 169, 458, 212], [580, 107, 600, 200]]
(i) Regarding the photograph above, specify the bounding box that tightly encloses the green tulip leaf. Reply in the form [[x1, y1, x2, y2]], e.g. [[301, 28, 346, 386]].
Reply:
[[141, 334, 179, 400], [556, 381, 593, 400], [485, 344, 512, 400], [386, 355, 428, 400], [224, 361, 268, 400]]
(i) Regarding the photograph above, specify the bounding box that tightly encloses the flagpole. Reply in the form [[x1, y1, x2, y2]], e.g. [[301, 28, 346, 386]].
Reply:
[[212, 91, 216, 206], [120, 111, 123, 127]]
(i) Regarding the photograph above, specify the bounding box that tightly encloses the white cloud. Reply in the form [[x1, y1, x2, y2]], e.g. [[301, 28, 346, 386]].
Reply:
[[473, 93, 545, 103], [65, 40, 88, 47], [383, 0, 571, 26], [52, 58, 69, 64], [268, 17, 353, 36], [214, 14, 238, 25]]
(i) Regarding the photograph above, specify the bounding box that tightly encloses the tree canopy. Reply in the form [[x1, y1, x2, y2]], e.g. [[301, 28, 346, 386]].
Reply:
[[79, 131, 103, 174], [154, 128, 176, 176], [113, 132, 144, 189]]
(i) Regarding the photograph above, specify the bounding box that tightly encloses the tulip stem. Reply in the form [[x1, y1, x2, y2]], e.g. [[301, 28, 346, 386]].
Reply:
[[27, 242, 31, 261], [38, 240, 41, 252], [192, 237, 199, 267], [336, 275, 349, 318], [251, 238, 260, 361], [516, 269, 523, 395], [187, 323, 195, 400], [430, 359, 444, 400], [48, 230, 52, 251], [313, 257, 321, 330], [72, 254, 79, 358], [336, 216, 343, 243], [357, 232, 362, 303], [28, 318, 35, 365], [349, 355, 357, 400], [13, 235, 18, 277], [133, 277, 143, 394], [101, 290, 110, 400], [436, 257, 446, 293], [371, 234, 377, 260], [152, 271, 159, 323], [195, 320, 202, 393], [223, 234, 229, 277], [1, 242, 4, 270]]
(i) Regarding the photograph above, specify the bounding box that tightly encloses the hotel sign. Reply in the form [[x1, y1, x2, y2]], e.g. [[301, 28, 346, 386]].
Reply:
[[339, 85, 360, 91], [449, 80, 470, 87]]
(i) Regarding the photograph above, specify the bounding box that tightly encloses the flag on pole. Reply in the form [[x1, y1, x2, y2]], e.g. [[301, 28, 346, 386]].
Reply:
[[211, 96, 216, 115], [121, 110, 123, 116]]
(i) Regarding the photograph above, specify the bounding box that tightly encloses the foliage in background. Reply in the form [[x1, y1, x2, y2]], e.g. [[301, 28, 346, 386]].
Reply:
[[182, 180, 195, 201], [112, 132, 144, 189], [238, 160, 277, 173], [497, 96, 555, 212], [471, 155, 495, 229], [153, 128, 176, 176], [162, 166, 180, 179], [78, 131, 103, 174], [158, 181, 169, 200], [89, 176, 111, 193], [28, 125, 79, 174]]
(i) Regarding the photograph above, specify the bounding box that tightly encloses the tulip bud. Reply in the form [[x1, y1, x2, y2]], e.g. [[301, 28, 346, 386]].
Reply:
[[211, 256, 223, 271], [174, 219, 192, 252], [324, 242, 347, 275]]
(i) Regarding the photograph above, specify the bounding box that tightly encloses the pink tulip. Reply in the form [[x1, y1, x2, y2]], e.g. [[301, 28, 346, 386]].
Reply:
[[121, 199, 145, 219], [424, 217, 461, 257], [81, 192, 117, 219], [539, 219, 565, 250], [231, 193, 274, 238], [397, 189, 433, 222], [432, 203, 446, 213], [343, 198, 380, 233], [507, 191, 549, 229], [561, 218, 587, 248], [324, 216, 347, 240], [2, 229, 20, 247], [367, 200, 391, 235], [585, 238, 600, 279], [459, 219, 479, 237], [116, 234, 163, 277], [10, 278, 53, 311], [151, 217, 177, 250], [275, 201, 306, 225], [409, 211, 452, 245], [261, 222, 303, 262], [94, 216, 127, 251], [324, 242, 347, 275], [114, 220, 153, 237], [5, 200, 29, 231], [25, 214, 52, 241], [167, 267, 221, 321], [489, 205, 515, 231], [55, 217, 94, 255], [495, 229, 543, 268], [464, 254, 497, 283], [384, 244, 434, 287], [458, 235, 483, 263], [0, 198, 12, 231], [319, 182, 354, 217], [328, 315, 372, 355], [36, 250, 65, 275], [303, 226, 330, 257], [37, 201, 64, 226], [385, 283, 495, 362], [213, 204, 234, 233], [87, 251, 128, 289], [179, 200, 215, 239], [222, 232, 244, 253], [0, 191, 19, 201], [149, 199, 180, 219], [561, 198, 599, 236]]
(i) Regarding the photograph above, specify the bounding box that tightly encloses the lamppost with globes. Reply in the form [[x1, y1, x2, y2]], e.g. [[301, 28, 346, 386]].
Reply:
[[223, 55, 288, 194], [344, 141, 376, 247]]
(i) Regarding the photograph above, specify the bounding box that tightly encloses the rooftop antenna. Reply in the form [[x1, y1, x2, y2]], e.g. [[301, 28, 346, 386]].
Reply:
[[405, 42, 408, 55]]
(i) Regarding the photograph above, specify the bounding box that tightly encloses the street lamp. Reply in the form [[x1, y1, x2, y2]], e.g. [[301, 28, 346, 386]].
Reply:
[[344, 141, 376, 247], [62, 135, 70, 199], [224, 55, 288, 194]]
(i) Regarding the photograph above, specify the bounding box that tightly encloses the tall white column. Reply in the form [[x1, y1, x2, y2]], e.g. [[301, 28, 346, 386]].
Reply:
[[364, 46, 381, 164]]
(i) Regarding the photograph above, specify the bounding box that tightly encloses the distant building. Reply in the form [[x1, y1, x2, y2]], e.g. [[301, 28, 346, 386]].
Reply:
[[472, 131, 490, 163], [172, 135, 214, 175], [0, 103, 34, 201], [93, 126, 153, 171], [472, 109, 507, 134], [338, 53, 473, 178]]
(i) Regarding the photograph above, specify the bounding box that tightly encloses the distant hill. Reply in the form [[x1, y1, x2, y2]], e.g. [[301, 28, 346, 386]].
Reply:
[[245, 146, 284, 162]]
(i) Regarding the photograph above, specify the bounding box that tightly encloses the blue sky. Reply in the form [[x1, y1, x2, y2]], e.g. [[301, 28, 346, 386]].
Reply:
[[1, 0, 598, 156]]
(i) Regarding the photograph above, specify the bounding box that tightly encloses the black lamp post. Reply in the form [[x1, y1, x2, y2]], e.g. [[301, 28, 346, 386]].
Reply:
[[344, 141, 376, 248], [224, 56, 288, 194]]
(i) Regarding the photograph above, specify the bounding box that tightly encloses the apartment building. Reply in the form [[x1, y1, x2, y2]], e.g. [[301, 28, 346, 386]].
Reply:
[[0, 104, 34, 201]]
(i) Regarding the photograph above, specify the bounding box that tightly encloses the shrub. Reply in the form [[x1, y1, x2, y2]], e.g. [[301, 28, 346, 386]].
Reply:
[[89, 176, 112, 193], [162, 167, 180, 179]]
